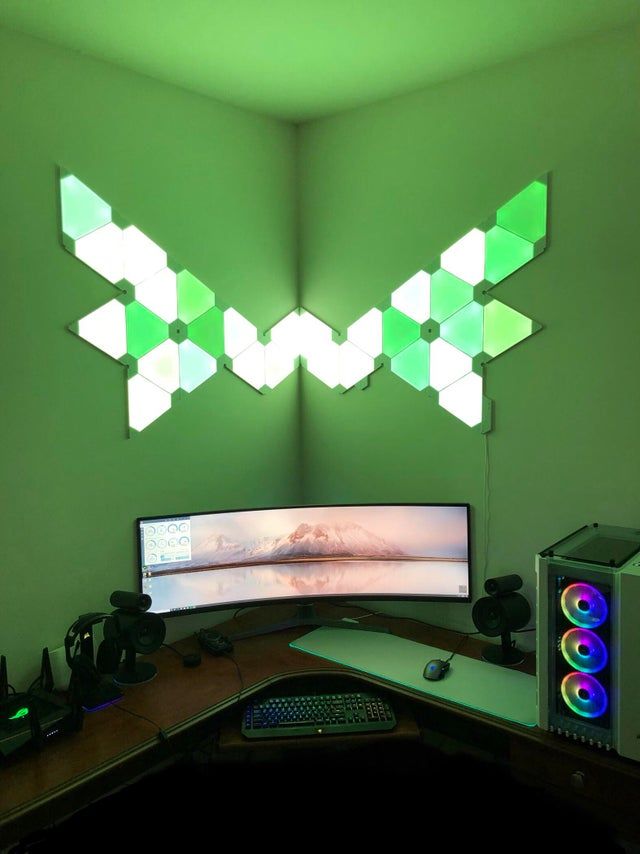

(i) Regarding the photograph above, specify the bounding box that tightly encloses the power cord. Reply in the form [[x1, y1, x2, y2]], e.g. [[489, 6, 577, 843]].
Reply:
[[443, 631, 482, 664], [162, 642, 184, 657], [222, 652, 245, 706], [331, 601, 478, 637], [111, 703, 170, 744], [111, 650, 245, 758], [162, 642, 201, 668], [483, 431, 491, 584], [331, 602, 485, 663]]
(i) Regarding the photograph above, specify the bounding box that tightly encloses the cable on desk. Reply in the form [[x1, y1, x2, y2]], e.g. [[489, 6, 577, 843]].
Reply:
[[339, 608, 377, 621], [443, 631, 482, 664], [111, 703, 170, 745], [222, 652, 244, 706], [162, 642, 202, 668], [184, 652, 244, 766], [162, 642, 184, 658], [330, 602, 483, 663], [185, 651, 244, 764], [331, 601, 479, 637]]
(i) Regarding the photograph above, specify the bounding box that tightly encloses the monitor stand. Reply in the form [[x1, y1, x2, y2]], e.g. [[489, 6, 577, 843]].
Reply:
[[229, 603, 390, 641]]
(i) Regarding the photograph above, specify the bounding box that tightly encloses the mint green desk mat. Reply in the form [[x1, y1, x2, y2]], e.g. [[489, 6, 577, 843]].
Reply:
[[290, 627, 537, 727]]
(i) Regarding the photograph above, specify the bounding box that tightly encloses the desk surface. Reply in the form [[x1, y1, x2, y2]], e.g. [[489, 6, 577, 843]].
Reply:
[[1, 603, 638, 844], [291, 626, 536, 725]]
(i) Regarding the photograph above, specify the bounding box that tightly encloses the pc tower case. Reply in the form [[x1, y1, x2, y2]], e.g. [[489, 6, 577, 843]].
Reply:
[[536, 523, 640, 761]]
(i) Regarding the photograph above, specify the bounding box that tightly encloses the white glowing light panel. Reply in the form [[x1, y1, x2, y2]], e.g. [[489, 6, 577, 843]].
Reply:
[[61, 168, 547, 434]]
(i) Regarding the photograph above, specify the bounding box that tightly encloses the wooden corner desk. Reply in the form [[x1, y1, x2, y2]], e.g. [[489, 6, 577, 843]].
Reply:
[[1, 604, 639, 846]]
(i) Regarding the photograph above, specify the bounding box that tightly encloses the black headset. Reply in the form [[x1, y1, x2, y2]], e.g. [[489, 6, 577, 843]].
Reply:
[[64, 612, 122, 689]]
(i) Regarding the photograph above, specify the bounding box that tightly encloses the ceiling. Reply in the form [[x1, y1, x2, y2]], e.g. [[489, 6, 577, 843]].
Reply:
[[1, 0, 638, 122]]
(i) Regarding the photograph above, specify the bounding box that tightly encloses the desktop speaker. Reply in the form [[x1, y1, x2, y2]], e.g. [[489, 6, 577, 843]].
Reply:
[[471, 574, 531, 666], [536, 523, 640, 761], [105, 597, 166, 685]]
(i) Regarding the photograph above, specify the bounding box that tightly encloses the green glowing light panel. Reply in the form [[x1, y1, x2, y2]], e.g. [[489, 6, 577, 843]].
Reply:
[[291, 627, 537, 727], [8, 707, 29, 720], [60, 169, 547, 434]]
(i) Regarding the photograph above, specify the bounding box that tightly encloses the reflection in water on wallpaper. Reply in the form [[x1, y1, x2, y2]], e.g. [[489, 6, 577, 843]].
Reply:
[[148, 558, 469, 612]]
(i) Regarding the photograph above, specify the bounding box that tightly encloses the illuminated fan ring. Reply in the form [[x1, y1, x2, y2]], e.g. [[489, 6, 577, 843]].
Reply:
[[561, 582, 608, 628], [561, 672, 608, 719], [561, 628, 608, 673]]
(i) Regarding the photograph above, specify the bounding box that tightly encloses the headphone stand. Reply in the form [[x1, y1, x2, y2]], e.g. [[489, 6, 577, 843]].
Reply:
[[77, 680, 123, 711]]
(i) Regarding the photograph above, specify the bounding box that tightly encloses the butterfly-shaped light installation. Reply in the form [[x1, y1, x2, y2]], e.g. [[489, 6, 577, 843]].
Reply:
[[61, 170, 546, 434]]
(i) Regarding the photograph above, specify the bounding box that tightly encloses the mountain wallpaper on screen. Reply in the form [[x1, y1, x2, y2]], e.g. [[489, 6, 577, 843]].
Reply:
[[192, 521, 405, 567], [143, 505, 470, 609]]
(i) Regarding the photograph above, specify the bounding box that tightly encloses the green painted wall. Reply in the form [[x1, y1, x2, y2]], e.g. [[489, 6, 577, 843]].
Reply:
[[298, 26, 640, 634], [2, 23, 638, 687], [0, 28, 299, 684]]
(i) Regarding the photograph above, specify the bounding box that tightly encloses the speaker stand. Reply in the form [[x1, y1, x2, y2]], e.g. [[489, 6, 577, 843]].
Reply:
[[481, 631, 525, 667], [114, 648, 158, 685]]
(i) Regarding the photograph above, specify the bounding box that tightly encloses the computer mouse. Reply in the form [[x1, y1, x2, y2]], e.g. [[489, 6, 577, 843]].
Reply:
[[423, 659, 450, 681]]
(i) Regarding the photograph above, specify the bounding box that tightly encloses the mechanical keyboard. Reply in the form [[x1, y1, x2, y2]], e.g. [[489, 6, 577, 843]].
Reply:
[[241, 691, 396, 739]]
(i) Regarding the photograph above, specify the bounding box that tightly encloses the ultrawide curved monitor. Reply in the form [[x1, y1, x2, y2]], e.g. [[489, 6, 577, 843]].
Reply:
[[138, 503, 471, 616]]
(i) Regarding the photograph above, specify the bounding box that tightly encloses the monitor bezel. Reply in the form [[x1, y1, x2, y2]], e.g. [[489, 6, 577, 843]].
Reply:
[[136, 502, 473, 617]]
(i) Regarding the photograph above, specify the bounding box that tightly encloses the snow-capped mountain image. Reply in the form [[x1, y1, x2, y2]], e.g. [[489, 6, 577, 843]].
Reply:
[[144, 505, 469, 578], [194, 533, 247, 564], [189, 521, 405, 568], [250, 522, 404, 560]]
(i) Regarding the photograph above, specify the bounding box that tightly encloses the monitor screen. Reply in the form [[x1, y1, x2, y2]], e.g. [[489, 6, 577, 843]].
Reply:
[[138, 503, 471, 616]]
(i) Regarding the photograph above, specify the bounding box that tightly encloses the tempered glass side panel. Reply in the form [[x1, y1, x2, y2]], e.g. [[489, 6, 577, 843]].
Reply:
[[546, 566, 613, 743], [544, 524, 640, 568]]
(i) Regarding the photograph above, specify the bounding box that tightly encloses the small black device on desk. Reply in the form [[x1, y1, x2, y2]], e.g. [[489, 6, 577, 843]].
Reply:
[[242, 691, 396, 739], [196, 628, 233, 656]]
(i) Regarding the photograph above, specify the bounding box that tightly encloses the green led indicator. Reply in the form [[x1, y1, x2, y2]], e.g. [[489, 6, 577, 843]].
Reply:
[[9, 707, 29, 720]]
